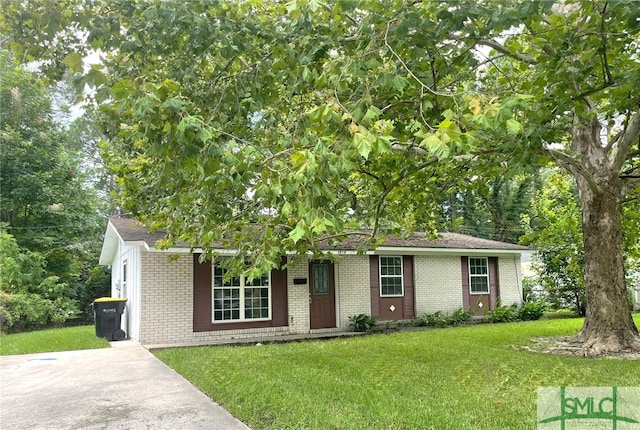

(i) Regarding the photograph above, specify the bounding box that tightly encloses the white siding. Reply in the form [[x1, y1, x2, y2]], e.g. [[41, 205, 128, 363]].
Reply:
[[122, 246, 141, 341], [414, 255, 464, 315], [107, 240, 141, 342]]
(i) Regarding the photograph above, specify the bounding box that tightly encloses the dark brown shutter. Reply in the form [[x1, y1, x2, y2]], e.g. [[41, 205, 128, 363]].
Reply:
[[402, 256, 415, 319], [461, 256, 470, 311], [270, 257, 289, 327], [489, 257, 499, 308], [369, 255, 380, 318], [193, 253, 212, 332]]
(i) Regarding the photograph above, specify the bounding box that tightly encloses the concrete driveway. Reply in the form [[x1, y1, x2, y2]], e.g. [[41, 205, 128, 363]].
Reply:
[[0, 342, 251, 430]]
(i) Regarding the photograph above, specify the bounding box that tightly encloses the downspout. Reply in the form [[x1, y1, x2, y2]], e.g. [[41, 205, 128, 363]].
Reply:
[[514, 255, 522, 304]]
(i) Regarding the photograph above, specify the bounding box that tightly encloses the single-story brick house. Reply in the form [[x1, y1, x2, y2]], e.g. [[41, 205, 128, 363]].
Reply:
[[99, 217, 529, 346]]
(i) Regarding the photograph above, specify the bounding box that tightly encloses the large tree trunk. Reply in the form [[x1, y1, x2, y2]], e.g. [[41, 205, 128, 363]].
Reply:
[[572, 124, 640, 356]]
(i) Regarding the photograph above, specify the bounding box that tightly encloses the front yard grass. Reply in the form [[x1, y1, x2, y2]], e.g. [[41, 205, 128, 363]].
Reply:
[[154, 314, 640, 430], [0, 325, 110, 356]]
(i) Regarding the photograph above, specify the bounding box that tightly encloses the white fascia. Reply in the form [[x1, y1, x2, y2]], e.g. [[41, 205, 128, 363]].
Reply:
[[142, 245, 526, 258], [144, 246, 239, 256], [332, 247, 524, 257]]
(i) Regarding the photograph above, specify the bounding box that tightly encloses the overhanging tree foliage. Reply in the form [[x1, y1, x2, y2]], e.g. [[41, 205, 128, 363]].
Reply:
[[3, 0, 638, 355]]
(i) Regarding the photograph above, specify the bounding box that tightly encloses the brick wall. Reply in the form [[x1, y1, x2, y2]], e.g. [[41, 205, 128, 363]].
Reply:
[[139, 252, 291, 345], [498, 255, 523, 306], [414, 255, 464, 315], [137, 250, 523, 345], [286, 257, 310, 334], [139, 253, 193, 344], [336, 255, 371, 329]]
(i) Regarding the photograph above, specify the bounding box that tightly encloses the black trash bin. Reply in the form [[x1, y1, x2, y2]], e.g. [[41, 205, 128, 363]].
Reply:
[[93, 297, 127, 341]]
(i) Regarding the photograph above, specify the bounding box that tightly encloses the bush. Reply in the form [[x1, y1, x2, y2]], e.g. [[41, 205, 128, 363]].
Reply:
[[487, 300, 518, 323], [410, 317, 426, 327], [1, 292, 52, 332], [348, 313, 378, 332], [517, 301, 546, 321], [75, 266, 111, 323], [420, 308, 474, 327], [448, 307, 473, 325], [0, 291, 78, 333], [421, 311, 448, 327], [0, 231, 80, 332], [415, 302, 544, 330]]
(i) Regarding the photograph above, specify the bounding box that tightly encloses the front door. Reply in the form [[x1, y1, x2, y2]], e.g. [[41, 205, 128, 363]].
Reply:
[[309, 261, 336, 329]]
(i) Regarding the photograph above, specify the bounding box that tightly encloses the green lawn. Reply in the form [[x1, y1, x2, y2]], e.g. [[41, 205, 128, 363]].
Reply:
[[154, 315, 640, 430], [0, 325, 110, 356]]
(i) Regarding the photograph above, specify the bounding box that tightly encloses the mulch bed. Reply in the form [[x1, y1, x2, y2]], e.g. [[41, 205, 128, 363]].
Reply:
[[515, 336, 640, 360]]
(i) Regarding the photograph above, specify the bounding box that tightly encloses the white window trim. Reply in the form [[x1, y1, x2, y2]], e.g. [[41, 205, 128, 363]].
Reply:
[[469, 257, 490, 295], [211, 263, 272, 323], [379, 256, 404, 297]]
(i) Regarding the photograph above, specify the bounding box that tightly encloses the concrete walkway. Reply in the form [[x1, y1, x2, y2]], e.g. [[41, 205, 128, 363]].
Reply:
[[0, 342, 250, 430]]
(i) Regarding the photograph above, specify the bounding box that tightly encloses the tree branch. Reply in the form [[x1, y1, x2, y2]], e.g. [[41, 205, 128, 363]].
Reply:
[[605, 122, 625, 152], [522, 21, 555, 57], [381, 100, 416, 113], [441, 53, 507, 89], [316, 231, 372, 243], [621, 163, 640, 176], [476, 39, 537, 65], [338, 184, 358, 212], [384, 20, 462, 98], [575, 80, 615, 101], [371, 156, 439, 237], [476, 50, 516, 92], [356, 168, 382, 182], [622, 187, 640, 203], [543, 146, 599, 193], [599, 2, 613, 85], [322, 3, 358, 26], [391, 142, 428, 156], [611, 108, 640, 171]]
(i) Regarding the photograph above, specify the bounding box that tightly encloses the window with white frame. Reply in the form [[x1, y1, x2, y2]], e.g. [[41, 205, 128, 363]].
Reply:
[[212, 262, 270, 322], [380, 256, 403, 296], [469, 257, 489, 294], [119, 260, 127, 294]]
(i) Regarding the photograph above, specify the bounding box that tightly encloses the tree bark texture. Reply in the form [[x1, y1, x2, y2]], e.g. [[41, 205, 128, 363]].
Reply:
[[572, 117, 640, 356]]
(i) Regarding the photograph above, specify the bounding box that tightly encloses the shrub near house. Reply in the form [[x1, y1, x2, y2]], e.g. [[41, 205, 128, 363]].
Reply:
[[0, 231, 78, 332]]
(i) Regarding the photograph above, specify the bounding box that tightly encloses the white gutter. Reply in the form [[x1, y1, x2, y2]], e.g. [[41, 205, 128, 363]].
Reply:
[[137, 245, 525, 256]]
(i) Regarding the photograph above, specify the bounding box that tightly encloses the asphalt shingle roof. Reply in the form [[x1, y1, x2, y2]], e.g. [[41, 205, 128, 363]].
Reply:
[[108, 217, 528, 252]]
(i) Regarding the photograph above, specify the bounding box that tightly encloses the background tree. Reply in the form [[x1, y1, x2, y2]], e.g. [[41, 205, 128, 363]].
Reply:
[[522, 168, 640, 316], [2, 0, 638, 354], [443, 172, 538, 243], [521, 170, 586, 316], [0, 48, 109, 326]]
